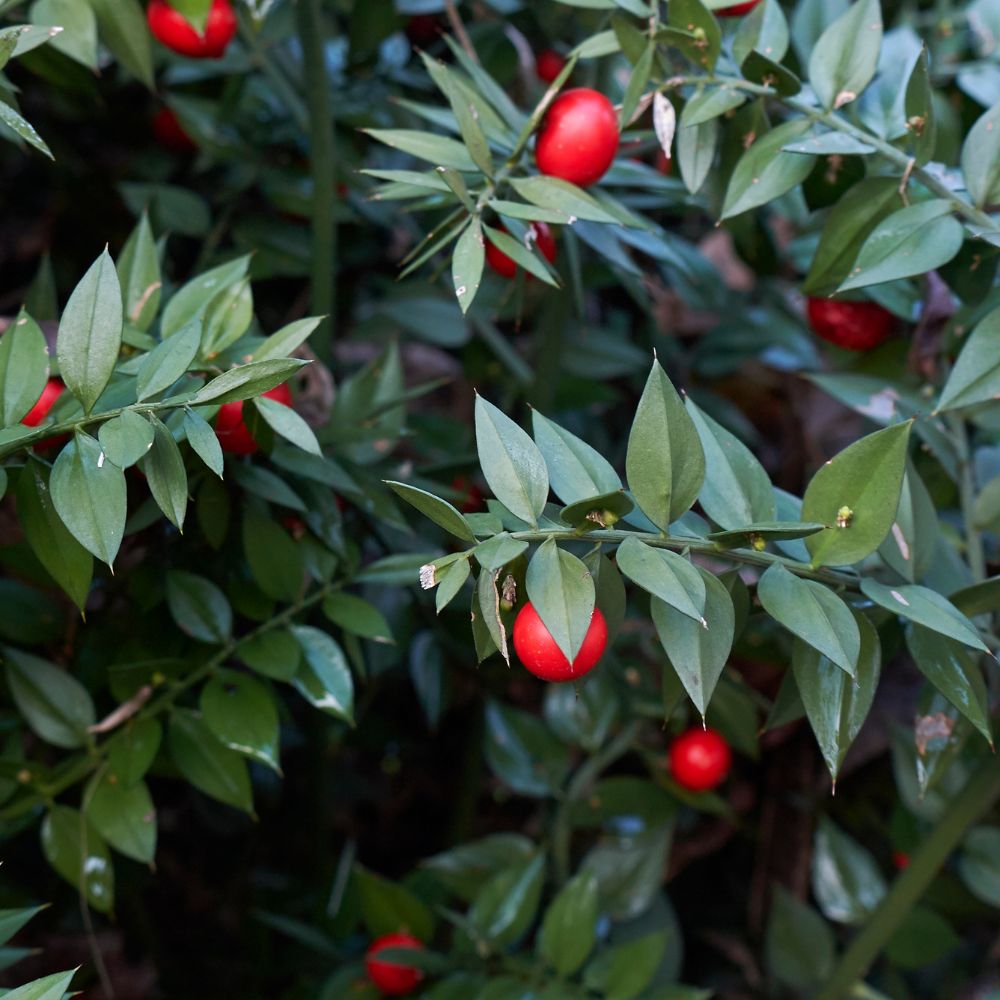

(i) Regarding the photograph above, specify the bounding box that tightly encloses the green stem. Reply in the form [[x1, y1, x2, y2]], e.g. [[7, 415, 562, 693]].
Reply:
[[661, 75, 997, 233], [236, 16, 310, 133], [946, 412, 987, 583], [296, 0, 337, 365], [817, 756, 1000, 1000], [552, 721, 642, 885], [0, 581, 340, 825], [509, 529, 860, 589]]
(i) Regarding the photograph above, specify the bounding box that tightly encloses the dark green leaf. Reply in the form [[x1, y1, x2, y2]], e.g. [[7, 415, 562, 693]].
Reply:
[[86, 773, 156, 864], [0, 310, 48, 427], [98, 410, 154, 469], [140, 414, 188, 530], [765, 886, 834, 989], [136, 320, 201, 402], [539, 873, 598, 975], [808, 0, 882, 109], [862, 580, 988, 653], [201, 670, 280, 772], [469, 854, 545, 948], [192, 359, 307, 406], [166, 570, 232, 644], [525, 537, 596, 664], [386, 482, 475, 541], [355, 865, 434, 942], [484, 700, 571, 797], [616, 536, 706, 623], [961, 100, 1000, 208], [323, 592, 394, 644], [168, 709, 253, 813], [290, 625, 354, 723], [117, 212, 161, 331], [41, 806, 113, 912], [811, 817, 886, 925]]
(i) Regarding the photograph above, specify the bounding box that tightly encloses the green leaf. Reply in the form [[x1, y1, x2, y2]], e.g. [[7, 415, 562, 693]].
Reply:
[[452, 218, 485, 315], [482, 224, 559, 286], [422, 833, 535, 902], [420, 53, 494, 177], [435, 557, 471, 613], [686, 398, 774, 528], [741, 50, 801, 95], [616, 536, 705, 623], [475, 395, 549, 528], [201, 279, 253, 358], [136, 320, 201, 402], [386, 482, 475, 542], [862, 580, 988, 653], [483, 700, 571, 797], [961, 100, 1000, 208], [733, 0, 789, 66], [765, 886, 835, 989], [201, 670, 280, 772], [161, 257, 249, 337], [808, 0, 882, 109], [355, 865, 435, 942], [907, 628, 992, 744], [793, 609, 880, 781], [958, 827, 1000, 908], [474, 533, 529, 571], [839, 201, 964, 291], [525, 538, 596, 664], [620, 42, 654, 127], [667, 0, 720, 70], [86, 773, 156, 864], [106, 717, 161, 786], [166, 570, 232, 644], [251, 316, 323, 363], [238, 630, 300, 681], [56, 248, 123, 414], [559, 490, 633, 530], [88, 0, 153, 87], [192, 359, 307, 405], [4, 646, 94, 748], [16, 459, 92, 609], [0, 906, 46, 950], [0, 100, 52, 159], [183, 409, 224, 477], [253, 395, 320, 455], [681, 86, 747, 127], [651, 567, 734, 716], [117, 212, 161, 331], [626, 359, 705, 530], [802, 421, 910, 567], [168, 709, 253, 813], [803, 177, 903, 295], [509, 176, 621, 224], [811, 817, 886, 925], [936, 306, 1000, 412], [98, 410, 154, 469], [532, 410, 621, 505], [30, 0, 97, 67], [539, 872, 598, 975], [904, 47, 935, 165], [364, 128, 477, 171], [0, 310, 48, 427], [322, 592, 394, 644], [721, 120, 815, 219], [758, 563, 859, 675], [140, 414, 188, 530], [469, 854, 545, 948], [243, 512, 304, 601], [878, 465, 938, 582], [41, 806, 113, 912], [592, 931, 669, 1000], [676, 117, 718, 194], [2, 970, 77, 1000], [290, 625, 354, 723], [50, 433, 126, 567], [707, 521, 824, 549]]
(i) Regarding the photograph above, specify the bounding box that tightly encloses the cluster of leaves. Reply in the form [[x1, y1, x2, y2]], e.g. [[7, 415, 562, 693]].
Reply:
[[0, 903, 75, 999]]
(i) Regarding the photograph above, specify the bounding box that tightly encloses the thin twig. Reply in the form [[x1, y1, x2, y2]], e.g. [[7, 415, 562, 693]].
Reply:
[[444, 0, 479, 64]]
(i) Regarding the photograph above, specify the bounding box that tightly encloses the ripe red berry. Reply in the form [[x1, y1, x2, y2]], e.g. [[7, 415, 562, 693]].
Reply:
[[365, 933, 424, 997], [214, 382, 293, 456], [536, 48, 566, 84], [892, 850, 911, 870], [806, 297, 895, 352], [485, 222, 557, 279], [512, 602, 608, 683], [535, 88, 619, 188], [655, 150, 673, 176], [152, 107, 196, 152], [669, 728, 732, 792], [23, 378, 67, 451], [716, 1, 761, 15], [147, 0, 237, 59]]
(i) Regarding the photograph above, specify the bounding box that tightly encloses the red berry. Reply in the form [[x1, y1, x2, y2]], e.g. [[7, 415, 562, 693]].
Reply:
[[147, 0, 237, 59], [23, 378, 67, 451], [806, 297, 895, 352], [535, 88, 619, 188], [716, 1, 761, 15], [512, 602, 608, 683], [892, 850, 911, 870], [405, 14, 441, 46], [669, 728, 732, 792], [214, 382, 293, 456], [485, 222, 557, 279], [655, 150, 672, 176], [152, 107, 196, 152], [450, 474, 484, 514], [536, 48, 566, 84], [365, 933, 424, 997]]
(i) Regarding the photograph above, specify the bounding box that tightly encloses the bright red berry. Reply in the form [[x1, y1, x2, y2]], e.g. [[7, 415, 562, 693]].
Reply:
[[23, 378, 67, 451], [536, 48, 566, 84], [365, 933, 424, 997], [669, 728, 732, 792], [152, 107, 196, 152], [147, 0, 237, 59], [485, 222, 557, 279], [512, 602, 608, 683], [535, 88, 619, 188], [716, 1, 761, 15], [806, 297, 895, 352], [214, 382, 293, 456]]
